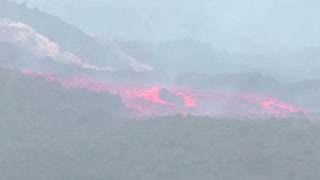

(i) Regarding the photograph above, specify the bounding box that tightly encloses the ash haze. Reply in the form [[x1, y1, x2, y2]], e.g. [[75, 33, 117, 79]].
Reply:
[[2, 1, 320, 180], [14, 0, 320, 48], [13, 0, 320, 81]]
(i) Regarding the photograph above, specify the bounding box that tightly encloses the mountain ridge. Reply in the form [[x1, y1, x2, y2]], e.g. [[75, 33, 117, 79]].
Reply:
[[0, 0, 131, 70]]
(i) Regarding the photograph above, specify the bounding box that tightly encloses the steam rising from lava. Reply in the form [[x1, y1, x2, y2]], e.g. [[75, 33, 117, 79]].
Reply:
[[22, 69, 308, 117]]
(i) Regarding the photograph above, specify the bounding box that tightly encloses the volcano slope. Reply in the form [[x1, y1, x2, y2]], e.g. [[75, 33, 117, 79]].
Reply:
[[0, 67, 128, 121], [1, 67, 320, 180], [0, 0, 124, 69]]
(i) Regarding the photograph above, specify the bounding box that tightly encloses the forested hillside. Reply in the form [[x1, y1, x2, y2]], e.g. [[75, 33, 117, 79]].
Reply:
[[1, 109, 319, 180]]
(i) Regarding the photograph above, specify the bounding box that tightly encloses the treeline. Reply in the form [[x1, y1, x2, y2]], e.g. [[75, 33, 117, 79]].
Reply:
[[1, 109, 319, 180]]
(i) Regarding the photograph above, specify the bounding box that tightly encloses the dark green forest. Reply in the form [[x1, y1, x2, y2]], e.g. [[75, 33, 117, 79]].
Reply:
[[1, 68, 320, 180]]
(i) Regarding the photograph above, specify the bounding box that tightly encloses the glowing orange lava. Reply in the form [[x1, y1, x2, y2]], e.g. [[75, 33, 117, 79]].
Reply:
[[21, 70, 308, 117]]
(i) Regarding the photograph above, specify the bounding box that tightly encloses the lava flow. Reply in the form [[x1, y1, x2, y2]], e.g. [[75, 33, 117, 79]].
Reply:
[[22, 69, 308, 117]]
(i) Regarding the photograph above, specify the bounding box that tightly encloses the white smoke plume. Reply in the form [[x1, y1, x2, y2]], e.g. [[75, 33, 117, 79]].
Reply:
[[105, 40, 155, 72], [0, 18, 103, 70]]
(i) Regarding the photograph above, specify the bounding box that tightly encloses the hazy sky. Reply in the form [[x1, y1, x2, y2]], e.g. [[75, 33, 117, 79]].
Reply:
[[13, 0, 320, 52]]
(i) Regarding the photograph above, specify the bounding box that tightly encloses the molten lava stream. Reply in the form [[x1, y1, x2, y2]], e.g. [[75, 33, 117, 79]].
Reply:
[[21, 69, 308, 117]]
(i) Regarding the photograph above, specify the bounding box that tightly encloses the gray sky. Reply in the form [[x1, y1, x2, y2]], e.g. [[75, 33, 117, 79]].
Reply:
[[13, 0, 320, 52]]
